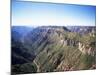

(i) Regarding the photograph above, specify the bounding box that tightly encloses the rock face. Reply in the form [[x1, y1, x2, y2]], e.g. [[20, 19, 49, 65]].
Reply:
[[78, 42, 95, 56], [11, 26, 96, 74]]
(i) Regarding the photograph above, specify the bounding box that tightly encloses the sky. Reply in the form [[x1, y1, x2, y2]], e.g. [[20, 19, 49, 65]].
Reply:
[[12, 0, 96, 26]]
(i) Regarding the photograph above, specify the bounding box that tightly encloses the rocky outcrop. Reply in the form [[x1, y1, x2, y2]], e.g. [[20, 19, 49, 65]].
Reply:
[[78, 42, 95, 56], [59, 38, 78, 47]]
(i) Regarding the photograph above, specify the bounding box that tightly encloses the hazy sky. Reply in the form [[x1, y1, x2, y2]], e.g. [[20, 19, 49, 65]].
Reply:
[[12, 0, 96, 26]]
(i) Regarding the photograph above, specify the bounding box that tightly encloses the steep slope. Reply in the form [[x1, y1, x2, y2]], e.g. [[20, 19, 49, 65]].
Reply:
[[11, 27, 35, 65], [11, 26, 96, 74]]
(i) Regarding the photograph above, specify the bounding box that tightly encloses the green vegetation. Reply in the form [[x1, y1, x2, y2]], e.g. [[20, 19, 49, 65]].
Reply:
[[12, 63, 37, 74], [12, 26, 96, 74]]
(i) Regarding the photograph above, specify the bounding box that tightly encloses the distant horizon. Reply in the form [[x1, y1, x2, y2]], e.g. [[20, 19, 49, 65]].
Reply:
[[12, 25, 96, 27]]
